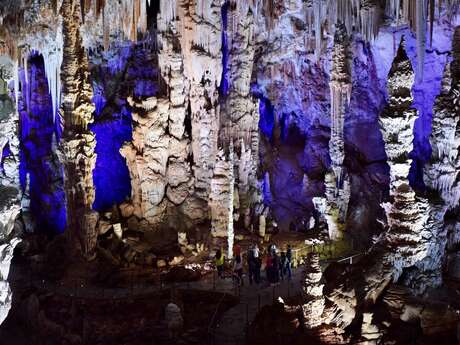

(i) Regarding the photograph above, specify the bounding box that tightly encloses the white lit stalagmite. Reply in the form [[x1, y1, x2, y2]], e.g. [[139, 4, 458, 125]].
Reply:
[[58, 0, 98, 259], [379, 38, 433, 288], [209, 145, 234, 259], [302, 253, 325, 329]]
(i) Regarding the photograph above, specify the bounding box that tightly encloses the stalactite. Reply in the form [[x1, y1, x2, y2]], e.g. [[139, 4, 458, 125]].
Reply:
[[160, 0, 176, 25], [314, 0, 324, 60], [416, 0, 427, 81], [386, 0, 401, 22], [359, 0, 381, 43]]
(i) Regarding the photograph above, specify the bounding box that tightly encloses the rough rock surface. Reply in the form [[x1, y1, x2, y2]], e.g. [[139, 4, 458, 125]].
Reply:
[[301, 253, 325, 329], [58, 0, 98, 259]]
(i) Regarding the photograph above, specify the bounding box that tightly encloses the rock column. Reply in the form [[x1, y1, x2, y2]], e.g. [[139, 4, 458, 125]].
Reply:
[[302, 253, 325, 329], [59, 0, 98, 259]]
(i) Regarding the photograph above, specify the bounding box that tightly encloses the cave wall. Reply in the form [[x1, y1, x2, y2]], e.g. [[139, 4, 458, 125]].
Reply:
[[0, 0, 458, 248]]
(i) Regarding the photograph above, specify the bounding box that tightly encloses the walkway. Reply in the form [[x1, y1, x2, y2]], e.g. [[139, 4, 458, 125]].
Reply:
[[6, 251, 364, 345], [211, 270, 304, 345]]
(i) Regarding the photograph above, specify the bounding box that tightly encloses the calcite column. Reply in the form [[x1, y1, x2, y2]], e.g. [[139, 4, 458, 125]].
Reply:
[[120, 97, 171, 226], [221, 2, 260, 228], [314, 172, 351, 240], [318, 23, 352, 240], [156, 0, 223, 223], [59, 0, 98, 259], [302, 253, 325, 329], [329, 23, 351, 182], [209, 145, 234, 258]]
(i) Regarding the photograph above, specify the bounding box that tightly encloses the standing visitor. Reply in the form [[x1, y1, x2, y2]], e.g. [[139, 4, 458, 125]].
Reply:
[[286, 244, 293, 280], [265, 251, 273, 284], [254, 244, 261, 284], [233, 253, 244, 286], [253, 243, 260, 259], [247, 245, 256, 285], [279, 251, 287, 280], [215, 248, 225, 278], [272, 250, 280, 284], [234, 243, 241, 257]]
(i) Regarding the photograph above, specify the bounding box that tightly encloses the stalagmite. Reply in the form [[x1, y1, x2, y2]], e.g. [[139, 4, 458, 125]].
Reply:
[[209, 147, 234, 254], [302, 253, 325, 329], [379, 38, 431, 287]]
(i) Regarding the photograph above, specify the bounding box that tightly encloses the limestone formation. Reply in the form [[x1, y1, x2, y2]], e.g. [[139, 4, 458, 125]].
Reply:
[[59, 0, 98, 259], [120, 97, 171, 225], [329, 23, 351, 183], [209, 145, 235, 258], [0, 64, 21, 240], [221, 2, 260, 229], [379, 38, 430, 287], [0, 238, 21, 325], [301, 253, 325, 329], [316, 23, 353, 241]]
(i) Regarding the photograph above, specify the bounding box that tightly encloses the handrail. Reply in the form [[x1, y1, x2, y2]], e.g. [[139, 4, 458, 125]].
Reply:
[[207, 291, 228, 343]]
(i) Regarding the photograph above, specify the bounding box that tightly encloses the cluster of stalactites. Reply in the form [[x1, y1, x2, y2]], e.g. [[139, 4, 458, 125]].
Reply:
[[0, 0, 63, 121], [386, 0, 459, 80], [82, 0, 148, 47], [19, 25, 64, 122], [305, 0, 381, 60]]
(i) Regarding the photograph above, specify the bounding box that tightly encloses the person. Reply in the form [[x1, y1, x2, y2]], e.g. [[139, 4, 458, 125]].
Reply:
[[286, 244, 293, 280], [265, 251, 273, 284], [255, 253, 261, 284], [165, 302, 183, 339], [272, 250, 280, 284], [247, 245, 256, 285], [279, 251, 287, 280], [215, 248, 225, 278], [253, 243, 260, 259], [234, 243, 241, 257], [233, 253, 244, 286]]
